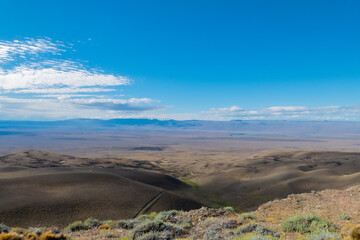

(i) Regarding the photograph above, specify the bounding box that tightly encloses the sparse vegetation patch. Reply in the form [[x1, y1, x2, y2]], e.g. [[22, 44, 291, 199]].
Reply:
[[281, 215, 334, 233], [179, 177, 200, 191]]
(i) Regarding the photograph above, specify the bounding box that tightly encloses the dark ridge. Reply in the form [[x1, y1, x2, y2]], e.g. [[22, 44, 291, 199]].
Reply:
[[131, 146, 164, 151]]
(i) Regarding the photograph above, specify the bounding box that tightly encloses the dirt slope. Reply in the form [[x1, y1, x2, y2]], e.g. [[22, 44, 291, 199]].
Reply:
[[0, 150, 201, 227], [192, 150, 360, 210]]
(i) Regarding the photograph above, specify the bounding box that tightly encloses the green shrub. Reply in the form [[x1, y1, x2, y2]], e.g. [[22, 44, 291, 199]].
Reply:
[[10, 227, 27, 234], [133, 219, 167, 236], [102, 220, 117, 228], [234, 223, 279, 238], [0, 224, 10, 233], [240, 212, 256, 221], [83, 218, 101, 228], [223, 206, 235, 212], [176, 219, 192, 230], [98, 230, 115, 237], [63, 218, 104, 232], [63, 220, 87, 232], [26, 227, 47, 235], [206, 219, 237, 232], [132, 217, 190, 239], [306, 230, 342, 240], [116, 219, 137, 229], [137, 214, 156, 222], [196, 218, 218, 230], [339, 213, 351, 220], [137, 230, 173, 240], [155, 210, 180, 221], [179, 177, 200, 191], [204, 230, 223, 240], [229, 234, 280, 240], [281, 215, 334, 233]]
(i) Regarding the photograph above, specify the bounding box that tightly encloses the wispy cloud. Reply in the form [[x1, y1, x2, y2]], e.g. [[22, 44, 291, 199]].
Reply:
[[0, 38, 64, 63], [0, 96, 165, 120], [12, 87, 116, 94], [201, 105, 360, 120], [73, 97, 160, 111], [0, 37, 164, 119], [0, 60, 129, 92]]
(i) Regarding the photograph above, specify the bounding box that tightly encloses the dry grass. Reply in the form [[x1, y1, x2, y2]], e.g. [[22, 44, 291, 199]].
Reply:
[[0, 232, 68, 240]]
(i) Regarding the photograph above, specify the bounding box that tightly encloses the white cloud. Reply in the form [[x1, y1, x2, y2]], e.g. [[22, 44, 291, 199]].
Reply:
[[0, 96, 165, 120], [209, 105, 244, 114], [0, 38, 129, 94], [0, 38, 64, 63], [12, 87, 116, 94], [266, 106, 308, 112], [201, 105, 360, 120], [0, 37, 164, 119], [0, 64, 129, 91]]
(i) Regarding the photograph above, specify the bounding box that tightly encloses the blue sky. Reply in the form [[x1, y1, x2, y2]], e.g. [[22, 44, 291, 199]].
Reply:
[[0, 0, 360, 120]]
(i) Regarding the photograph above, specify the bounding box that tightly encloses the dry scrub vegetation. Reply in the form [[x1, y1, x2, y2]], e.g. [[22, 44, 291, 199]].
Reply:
[[53, 207, 353, 239], [2, 199, 360, 240]]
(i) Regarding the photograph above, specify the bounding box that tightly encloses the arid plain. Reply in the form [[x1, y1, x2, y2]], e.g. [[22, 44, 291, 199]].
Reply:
[[1, 120, 360, 227]]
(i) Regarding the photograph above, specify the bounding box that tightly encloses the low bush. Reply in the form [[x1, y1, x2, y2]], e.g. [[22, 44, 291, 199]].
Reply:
[[339, 213, 351, 220], [25, 233, 37, 240], [176, 219, 192, 230], [134, 220, 167, 236], [306, 230, 342, 240], [137, 214, 156, 222], [204, 219, 237, 233], [204, 230, 223, 240], [155, 210, 180, 221], [0, 229, 68, 240], [240, 213, 256, 221], [10, 228, 26, 235], [341, 224, 360, 239], [131, 216, 191, 239], [83, 218, 101, 228], [281, 215, 334, 233], [25, 233, 38, 240], [0, 232, 23, 240], [117, 210, 187, 235], [98, 224, 110, 230], [25, 228, 46, 236], [232, 233, 284, 240], [0, 224, 10, 233], [38, 231, 67, 240], [63, 217, 105, 232], [223, 206, 235, 212], [98, 230, 115, 238], [63, 221, 87, 233], [137, 230, 173, 240], [234, 223, 281, 240], [116, 219, 137, 229]]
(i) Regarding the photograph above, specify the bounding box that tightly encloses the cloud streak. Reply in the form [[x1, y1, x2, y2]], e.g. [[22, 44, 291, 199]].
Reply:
[[0, 96, 165, 120], [202, 105, 360, 120], [0, 38, 129, 93], [0, 38, 64, 63], [0, 37, 164, 119], [0, 62, 129, 91]]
